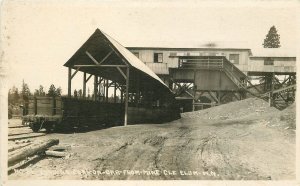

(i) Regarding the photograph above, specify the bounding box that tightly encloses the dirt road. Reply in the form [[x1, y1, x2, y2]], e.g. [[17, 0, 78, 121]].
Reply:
[[8, 111, 295, 180]]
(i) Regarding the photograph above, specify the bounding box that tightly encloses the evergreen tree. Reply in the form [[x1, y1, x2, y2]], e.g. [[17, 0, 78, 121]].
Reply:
[[55, 87, 62, 96], [8, 86, 20, 105], [47, 84, 56, 96], [74, 89, 78, 98], [78, 89, 82, 97], [263, 26, 281, 48], [13, 87, 20, 103], [34, 89, 39, 96], [39, 85, 45, 96], [21, 80, 31, 100]]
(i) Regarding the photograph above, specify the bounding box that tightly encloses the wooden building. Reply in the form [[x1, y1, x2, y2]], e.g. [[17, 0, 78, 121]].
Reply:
[[127, 47, 296, 111]]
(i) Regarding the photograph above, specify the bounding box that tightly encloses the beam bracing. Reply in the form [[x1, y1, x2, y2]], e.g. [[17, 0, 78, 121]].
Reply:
[[68, 67, 72, 97], [208, 91, 219, 103], [71, 68, 80, 79], [124, 67, 130, 126]]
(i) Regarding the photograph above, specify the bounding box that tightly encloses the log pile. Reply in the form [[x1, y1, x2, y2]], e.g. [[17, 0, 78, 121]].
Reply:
[[8, 138, 70, 174]]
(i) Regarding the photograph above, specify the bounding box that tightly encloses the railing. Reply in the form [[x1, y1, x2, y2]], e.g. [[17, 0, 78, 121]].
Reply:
[[178, 58, 224, 69]]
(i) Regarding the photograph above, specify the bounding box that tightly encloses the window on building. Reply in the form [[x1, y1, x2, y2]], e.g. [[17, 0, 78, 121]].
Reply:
[[229, 54, 240, 64], [154, 53, 163, 63], [264, 58, 274, 65], [132, 52, 139, 58]]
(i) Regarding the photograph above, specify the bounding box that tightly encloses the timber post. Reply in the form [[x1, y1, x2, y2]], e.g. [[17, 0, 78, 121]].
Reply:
[[83, 72, 86, 98], [124, 67, 130, 126], [68, 67, 71, 97], [94, 75, 98, 101], [114, 82, 117, 103]]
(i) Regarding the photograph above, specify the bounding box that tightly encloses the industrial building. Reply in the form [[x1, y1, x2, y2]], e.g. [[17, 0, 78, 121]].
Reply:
[[127, 47, 296, 111]]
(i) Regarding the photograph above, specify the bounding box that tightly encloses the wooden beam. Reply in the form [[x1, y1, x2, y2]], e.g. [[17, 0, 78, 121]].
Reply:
[[68, 67, 71, 97], [71, 68, 80, 79], [94, 76, 98, 101], [74, 65, 127, 67], [106, 80, 109, 102], [85, 74, 93, 83], [124, 67, 130, 126], [114, 82, 117, 103], [98, 51, 113, 65], [104, 41, 129, 67], [86, 51, 100, 65], [83, 72, 86, 98], [232, 92, 240, 100], [116, 66, 127, 79], [208, 91, 219, 103]]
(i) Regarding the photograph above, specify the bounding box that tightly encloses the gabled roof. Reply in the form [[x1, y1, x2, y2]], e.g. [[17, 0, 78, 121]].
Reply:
[[102, 31, 166, 87], [64, 28, 169, 91]]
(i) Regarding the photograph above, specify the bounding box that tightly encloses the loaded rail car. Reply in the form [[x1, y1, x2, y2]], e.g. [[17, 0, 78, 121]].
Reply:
[[22, 96, 179, 132]]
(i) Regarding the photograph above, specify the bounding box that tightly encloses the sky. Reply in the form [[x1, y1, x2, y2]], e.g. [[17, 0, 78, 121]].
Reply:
[[1, 0, 298, 94]]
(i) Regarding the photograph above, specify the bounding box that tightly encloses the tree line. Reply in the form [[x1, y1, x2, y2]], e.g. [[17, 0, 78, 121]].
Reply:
[[8, 80, 62, 105]]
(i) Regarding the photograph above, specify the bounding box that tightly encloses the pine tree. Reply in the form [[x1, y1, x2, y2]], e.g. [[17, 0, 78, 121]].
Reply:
[[55, 87, 62, 96], [39, 85, 45, 96], [21, 80, 31, 100], [263, 26, 281, 48], [47, 84, 56, 97], [78, 89, 82, 97], [74, 89, 78, 98], [34, 89, 39, 96]]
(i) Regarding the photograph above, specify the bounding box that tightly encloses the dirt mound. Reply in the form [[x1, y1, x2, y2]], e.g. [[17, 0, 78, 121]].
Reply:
[[181, 98, 279, 120], [278, 103, 296, 129]]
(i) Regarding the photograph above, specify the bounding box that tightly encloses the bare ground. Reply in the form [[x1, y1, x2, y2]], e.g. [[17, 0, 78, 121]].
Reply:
[[8, 98, 296, 180]]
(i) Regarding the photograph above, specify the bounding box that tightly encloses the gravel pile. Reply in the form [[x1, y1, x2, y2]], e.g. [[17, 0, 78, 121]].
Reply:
[[181, 98, 280, 120]]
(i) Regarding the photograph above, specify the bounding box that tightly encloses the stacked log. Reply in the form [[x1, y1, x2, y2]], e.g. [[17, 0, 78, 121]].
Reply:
[[8, 139, 59, 166]]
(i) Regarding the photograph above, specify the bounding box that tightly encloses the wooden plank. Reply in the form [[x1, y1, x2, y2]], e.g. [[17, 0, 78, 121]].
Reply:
[[45, 150, 67, 157], [8, 132, 32, 136], [71, 67, 80, 79], [208, 91, 219, 103], [8, 125, 28, 129], [116, 66, 127, 79], [8, 133, 46, 141], [98, 50, 113, 65], [85, 74, 93, 83], [86, 51, 99, 65], [74, 64, 127, 67]]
